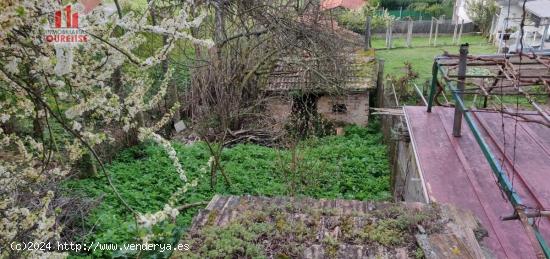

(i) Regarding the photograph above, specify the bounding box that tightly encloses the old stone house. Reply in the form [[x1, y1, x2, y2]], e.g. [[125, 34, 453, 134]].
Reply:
[[264, 53, 377, 127]]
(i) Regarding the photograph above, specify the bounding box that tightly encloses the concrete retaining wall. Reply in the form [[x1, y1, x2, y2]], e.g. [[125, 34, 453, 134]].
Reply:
[[375, 62, 427, 203]]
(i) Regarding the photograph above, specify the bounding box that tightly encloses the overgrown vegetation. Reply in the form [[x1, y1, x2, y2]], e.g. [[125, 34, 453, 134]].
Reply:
[[407, 0, 453, 18], [387, 62, 420, 105], [466, 0, 499, 35], [374, 35, 497, 79], [378, 0, 451, 14], [374, 35, 548, 108], [334, 0, 393, 34], [64, 122, 391, 257], [334, 0, 453, 34], [375, 35, 496, 104]]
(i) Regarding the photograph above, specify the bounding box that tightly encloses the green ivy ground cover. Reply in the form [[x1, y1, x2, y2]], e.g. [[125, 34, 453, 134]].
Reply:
[[64, 122, 391, 258]]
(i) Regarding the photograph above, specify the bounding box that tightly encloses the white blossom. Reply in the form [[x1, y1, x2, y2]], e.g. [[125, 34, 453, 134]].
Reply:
[[0, 0, 212, 253], [0, 114, 10, 123], [72, 121, 82, 132], [6, 57, 21, 74]]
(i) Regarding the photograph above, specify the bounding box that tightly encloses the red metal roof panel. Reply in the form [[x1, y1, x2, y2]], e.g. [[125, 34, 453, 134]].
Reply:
[[404, 106, 550, 258]]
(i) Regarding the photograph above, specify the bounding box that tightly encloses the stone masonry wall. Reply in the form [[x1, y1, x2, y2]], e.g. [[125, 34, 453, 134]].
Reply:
[[265, 95, 293, 127], [317, 92, 370, 126]]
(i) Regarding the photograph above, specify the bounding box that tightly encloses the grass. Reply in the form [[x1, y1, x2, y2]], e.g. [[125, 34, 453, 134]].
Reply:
[[373, 35, 550, 108], [371, 34, 527, 106], [64, 122, 391, 258], [373, 34, 497, 80]]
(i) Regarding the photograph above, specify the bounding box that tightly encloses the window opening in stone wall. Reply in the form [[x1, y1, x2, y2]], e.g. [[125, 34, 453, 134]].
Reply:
[[332, 104, 347, 113]]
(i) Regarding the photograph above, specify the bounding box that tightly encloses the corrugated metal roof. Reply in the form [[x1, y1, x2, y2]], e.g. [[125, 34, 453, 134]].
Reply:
[[404, 106, 550, 258], [321, 0, 367, 10]]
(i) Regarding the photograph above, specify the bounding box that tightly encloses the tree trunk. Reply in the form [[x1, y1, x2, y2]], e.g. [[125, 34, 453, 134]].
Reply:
[[149, 0, 179, 134], [213, 0, 227, 56], [32, 87, 44, 139]]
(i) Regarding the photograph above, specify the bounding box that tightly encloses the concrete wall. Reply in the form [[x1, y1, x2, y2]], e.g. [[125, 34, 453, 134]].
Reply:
[[375, 73, 427, 203], [265, 92, 370, 127], [392, 139, 427, 203], [379, 110, 426, 203], [317, 92, 369, 126]]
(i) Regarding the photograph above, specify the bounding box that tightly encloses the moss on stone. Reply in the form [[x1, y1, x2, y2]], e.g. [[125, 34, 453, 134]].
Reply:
[[179, 202, 443, 258]]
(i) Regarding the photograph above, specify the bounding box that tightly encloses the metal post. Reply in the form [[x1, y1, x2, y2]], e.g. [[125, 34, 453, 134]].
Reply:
[[406, 18, 413, 48], [457, 19, 464, 44], [388, 20, 393, 49], [429, 18, 434, 45], [541, 24, 549, 50], [453, 21, 459, 44], [434, 54, 550, 257], [434, 18, 440, 46], [492, 14, 500, 44], [376, 59, 385, 108], [489, 15, 497, 42], [498, 17, 506, 53], [453, 44, 469, 137], [427, 61, 439, 112], [513, 32, 520, 53], [414, 83, 428, 106], [385, 21, 389, 48]]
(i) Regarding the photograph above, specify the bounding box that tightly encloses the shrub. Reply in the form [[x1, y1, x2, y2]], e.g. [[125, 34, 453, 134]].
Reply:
[[467, 0, 499, 35]]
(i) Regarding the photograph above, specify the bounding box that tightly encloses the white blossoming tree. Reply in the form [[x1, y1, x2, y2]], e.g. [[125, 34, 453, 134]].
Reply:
[[0, 0, 211, 257]]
